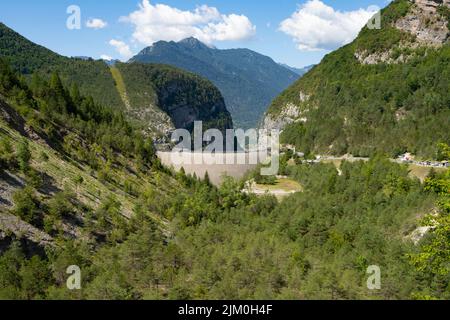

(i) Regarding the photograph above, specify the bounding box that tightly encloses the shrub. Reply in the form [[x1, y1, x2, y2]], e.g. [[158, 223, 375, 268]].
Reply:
[[17, 139, 31, 172], [47, 191, 74, 218], [11, 187, 41, 225], [0, 136, 15, 169]]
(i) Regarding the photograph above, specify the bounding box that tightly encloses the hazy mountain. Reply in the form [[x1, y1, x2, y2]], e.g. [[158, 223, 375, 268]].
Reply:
[[130, 37, 301, 128], [278, 63, 315, 76], [264, 0, 450, 158], [103, 59, 120, 66]]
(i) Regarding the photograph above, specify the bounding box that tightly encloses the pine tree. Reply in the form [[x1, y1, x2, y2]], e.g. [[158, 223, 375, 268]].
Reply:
[[204, 171, 211, 186], [17, 139, 31, 172], [49, 72, 64, 95], [30, 73, 44, 96], [0, 136, 14, 169], [70, 83, 81, 104]]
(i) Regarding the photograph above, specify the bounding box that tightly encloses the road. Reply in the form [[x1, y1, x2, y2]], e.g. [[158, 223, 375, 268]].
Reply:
[[314, 155, 449, 169]]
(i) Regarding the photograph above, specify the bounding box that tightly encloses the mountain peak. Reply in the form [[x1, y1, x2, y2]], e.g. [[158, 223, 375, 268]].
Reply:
[[179, 37, 201, 44], [135, 38, 211, 57], [178, 37, 213, 49]]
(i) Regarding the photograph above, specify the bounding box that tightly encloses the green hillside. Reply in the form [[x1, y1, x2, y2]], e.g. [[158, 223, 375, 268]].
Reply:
[[266, 0, 450, 158], [0, 22, 123, 110], [0, 23, 233, 136]]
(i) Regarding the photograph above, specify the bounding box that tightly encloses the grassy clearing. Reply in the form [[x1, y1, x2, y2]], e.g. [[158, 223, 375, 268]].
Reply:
[[256, 178, 303, 192], [407, 164, 448, 182], [322, 159, 343, 168], [110, 67, 130, 109]]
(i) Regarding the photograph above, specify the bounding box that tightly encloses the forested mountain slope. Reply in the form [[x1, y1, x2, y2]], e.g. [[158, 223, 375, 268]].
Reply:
[[0, 57, 448, 300], [115, 62, 232, 135], [264, 0, 450, 158], [0, 23, 232, 137], [0, 23, 123, 110], [130, 37, 300, 129]]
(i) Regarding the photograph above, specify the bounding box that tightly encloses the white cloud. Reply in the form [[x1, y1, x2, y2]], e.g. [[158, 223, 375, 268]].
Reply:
[[86, 18, 108, 29], [280, 0, 379, 51], [120, 0, 256, 45], [100, 54, 113, 61], [109, 40, 133, 60]]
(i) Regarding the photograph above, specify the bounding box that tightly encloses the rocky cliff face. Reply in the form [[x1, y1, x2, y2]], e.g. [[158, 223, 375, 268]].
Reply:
[[156, 79, 232, 133], [262, 94, 310, 132], [355, 0, 449, 65], [395, 0, 449, 45]]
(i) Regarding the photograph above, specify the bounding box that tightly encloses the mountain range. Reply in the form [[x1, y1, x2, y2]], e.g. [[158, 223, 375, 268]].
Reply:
[[130, 37, 301, 129], [0, 23, 232, 139]]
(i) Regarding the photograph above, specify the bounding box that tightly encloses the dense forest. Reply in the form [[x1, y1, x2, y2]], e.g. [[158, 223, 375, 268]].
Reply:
[[0, 58, 448, 300], [268, 0, 450, 159]]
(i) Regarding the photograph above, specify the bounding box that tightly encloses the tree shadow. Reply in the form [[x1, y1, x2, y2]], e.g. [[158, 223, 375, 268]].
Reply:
[[0, 170, 25, 188], [37, 172, 61, 196]]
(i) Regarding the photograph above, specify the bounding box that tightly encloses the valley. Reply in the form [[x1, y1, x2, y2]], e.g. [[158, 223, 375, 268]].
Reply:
[[0, 0, 449, 302], [130, 37, 301, 128]]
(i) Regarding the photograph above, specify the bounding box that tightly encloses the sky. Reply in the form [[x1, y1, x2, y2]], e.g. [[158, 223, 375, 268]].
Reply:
[[0, 0, 392, 68]]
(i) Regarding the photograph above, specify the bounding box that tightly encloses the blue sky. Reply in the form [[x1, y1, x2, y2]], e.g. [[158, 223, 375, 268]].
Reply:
[[0, 0, 391, 68]]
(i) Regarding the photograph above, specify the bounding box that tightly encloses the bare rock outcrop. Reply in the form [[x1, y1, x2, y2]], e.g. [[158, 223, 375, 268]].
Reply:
[[395, 0, 449, 46], [0, 96, 27, 135], [0, 212, 54, 247], [262, 91, 311, 132], [356, 0, 449, 65]]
